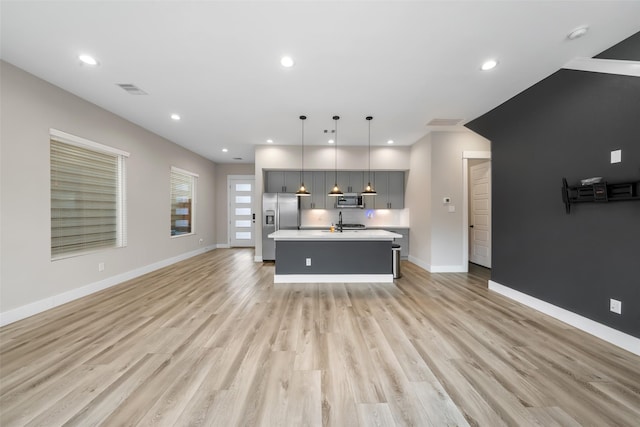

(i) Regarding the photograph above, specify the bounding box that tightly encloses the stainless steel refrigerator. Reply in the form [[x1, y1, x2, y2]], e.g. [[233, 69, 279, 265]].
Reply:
[[262, 193, 299, 261]]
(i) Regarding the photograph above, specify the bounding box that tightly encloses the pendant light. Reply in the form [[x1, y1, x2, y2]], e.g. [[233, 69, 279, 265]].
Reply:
[[362, 116, 377, 195], [328, 115, 343, 196], [296, 115, 310, 196]]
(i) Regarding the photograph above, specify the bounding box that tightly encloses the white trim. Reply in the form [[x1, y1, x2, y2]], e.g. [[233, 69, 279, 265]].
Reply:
[[255, 255, 263, 262], [408, 256, 431, 272], [0, 246, 216, 327], [563, 57, 640, 77], [170, 166, 199, 178], [217, 243, 231, 249], [228, 175, 255, 180], [407, 256, 466, 273], [274, 274, 394, 283], [489, 280, 640, 356], [462, 151, 491, 272], [50, 128, 130, 157], [429, 265, 467, 273], [462, 151, 491, 160]]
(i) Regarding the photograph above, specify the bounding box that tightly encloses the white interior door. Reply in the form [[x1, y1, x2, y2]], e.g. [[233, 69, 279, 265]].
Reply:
[[228, 176, 255, 247], [469, 162, 491, 268]]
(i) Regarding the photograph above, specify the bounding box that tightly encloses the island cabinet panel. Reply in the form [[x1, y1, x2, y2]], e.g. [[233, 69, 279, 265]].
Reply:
[[275, 241, 391, 274]]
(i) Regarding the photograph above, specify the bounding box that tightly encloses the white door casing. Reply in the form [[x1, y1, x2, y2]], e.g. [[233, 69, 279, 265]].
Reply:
[[469, 162, 491, 268], [228, 175, 255, 247]]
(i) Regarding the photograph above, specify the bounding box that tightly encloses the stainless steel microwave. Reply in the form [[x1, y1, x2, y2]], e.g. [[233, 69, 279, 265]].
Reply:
[[335, 193, 364, 208]]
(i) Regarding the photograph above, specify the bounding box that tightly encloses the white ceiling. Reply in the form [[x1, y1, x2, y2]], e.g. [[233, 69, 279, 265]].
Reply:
[[2, 1, 639, 163]]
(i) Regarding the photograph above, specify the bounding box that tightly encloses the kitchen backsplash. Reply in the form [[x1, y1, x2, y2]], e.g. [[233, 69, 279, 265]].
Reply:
[[301, 208, 410, 228]]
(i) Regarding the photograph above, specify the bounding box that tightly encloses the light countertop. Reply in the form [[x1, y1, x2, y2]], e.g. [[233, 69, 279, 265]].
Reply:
[[269, 229, 402, 241]]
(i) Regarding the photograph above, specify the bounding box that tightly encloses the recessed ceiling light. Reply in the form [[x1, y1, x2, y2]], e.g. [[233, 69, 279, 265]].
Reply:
[[281, 56, 295, 68], [328, 139, 335, 144], [481, 59, 498, 71], [387, 140, 395, 145], [222, 148, 228, 153], [78, 54, 99, 66], [267, 139, 273, 144], [170, 114, 181, 121], [568, 26, 589, 40]]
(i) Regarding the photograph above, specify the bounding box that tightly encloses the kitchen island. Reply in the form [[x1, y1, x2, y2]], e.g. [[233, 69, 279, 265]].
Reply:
[[268, 229, 402, 283]]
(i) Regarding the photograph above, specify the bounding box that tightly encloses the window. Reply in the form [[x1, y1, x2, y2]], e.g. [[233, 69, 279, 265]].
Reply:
[[50, 129, 129, 259], [170, 167, 198, 236]]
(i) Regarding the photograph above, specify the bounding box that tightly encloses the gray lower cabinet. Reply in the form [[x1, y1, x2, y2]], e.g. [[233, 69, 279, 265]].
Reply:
[[371, 227, 409, 259]]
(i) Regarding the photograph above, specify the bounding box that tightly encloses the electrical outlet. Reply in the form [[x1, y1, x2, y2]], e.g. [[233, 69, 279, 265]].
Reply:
[[98, 262, 104, 272], [199, 238, 204, 245], [610, 298, 622, 314], [306, 258, 311, 267], [611, 149, 621, 164]]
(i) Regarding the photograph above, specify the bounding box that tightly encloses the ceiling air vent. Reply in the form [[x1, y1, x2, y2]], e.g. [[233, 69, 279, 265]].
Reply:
[[232, 157, 243, 161], [116, 83, 148, 95], [427, 118, 462, 126]]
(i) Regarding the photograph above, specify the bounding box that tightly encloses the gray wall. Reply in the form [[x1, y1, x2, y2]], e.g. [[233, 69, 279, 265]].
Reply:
[[0, 61, 217, 314], [405, 131, 490, 271], [466, 69, 640, 338]]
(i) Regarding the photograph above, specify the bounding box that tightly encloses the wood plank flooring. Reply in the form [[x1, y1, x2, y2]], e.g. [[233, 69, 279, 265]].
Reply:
[[1, 248, 639, 426]]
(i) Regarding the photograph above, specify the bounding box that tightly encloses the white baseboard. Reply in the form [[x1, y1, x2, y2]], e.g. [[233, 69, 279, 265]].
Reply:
[[0, 245, 217, 327], [255, 256, 263, 262], [407, 256, 466, 273], [216, 243, 230, 249], [408, 256, 430, 272], [274, 274, 394, 284], [430, 264, 466, 273], [489, 280, 640, 356]]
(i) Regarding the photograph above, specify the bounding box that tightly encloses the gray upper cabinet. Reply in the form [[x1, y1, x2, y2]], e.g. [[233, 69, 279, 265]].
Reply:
[[387, 171, 405, 208], [265, 171, 302, 193], [374, 171, 405, 209], [300, 171, 326, 209], [332, 171, 366, 193], [268, 169, 404, 209]]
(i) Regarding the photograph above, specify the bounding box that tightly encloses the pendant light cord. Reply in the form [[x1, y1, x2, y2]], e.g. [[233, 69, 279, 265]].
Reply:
[[368, 117, 372, 183], [300, 116, 305, 183], [333, 115, 339, 185]]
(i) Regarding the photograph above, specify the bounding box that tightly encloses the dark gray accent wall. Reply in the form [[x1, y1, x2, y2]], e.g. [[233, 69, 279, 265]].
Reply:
[[466, 69, 640, 338], [275, 241, 392, 274], [595, 31, 640, 61]]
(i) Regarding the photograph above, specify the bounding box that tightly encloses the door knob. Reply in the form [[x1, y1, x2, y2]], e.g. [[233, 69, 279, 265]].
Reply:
[[470, 225, 474, 228]]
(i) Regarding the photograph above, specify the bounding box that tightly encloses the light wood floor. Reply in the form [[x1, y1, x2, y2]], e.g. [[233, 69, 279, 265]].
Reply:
[[1, 249, 639, 426]]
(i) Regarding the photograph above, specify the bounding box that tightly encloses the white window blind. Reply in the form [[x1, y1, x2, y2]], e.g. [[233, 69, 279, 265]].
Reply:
[[50, 130, 128, 259], [170, 167, 198, 236]]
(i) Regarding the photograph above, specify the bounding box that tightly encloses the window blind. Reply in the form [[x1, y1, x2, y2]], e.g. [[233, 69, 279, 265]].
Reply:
[[50, 134, 127, 258], [170, 167, 197, 236]]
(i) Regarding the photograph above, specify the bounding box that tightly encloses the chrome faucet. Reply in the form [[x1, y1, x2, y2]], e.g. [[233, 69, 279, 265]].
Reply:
[[338, 211, 343, 232]]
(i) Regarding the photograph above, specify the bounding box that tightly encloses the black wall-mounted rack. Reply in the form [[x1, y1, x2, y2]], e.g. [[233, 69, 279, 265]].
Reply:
[[562, 178, 640, 213]]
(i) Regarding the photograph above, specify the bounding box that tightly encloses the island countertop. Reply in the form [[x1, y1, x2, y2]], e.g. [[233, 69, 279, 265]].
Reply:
[[268, 229, 402, 241]]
